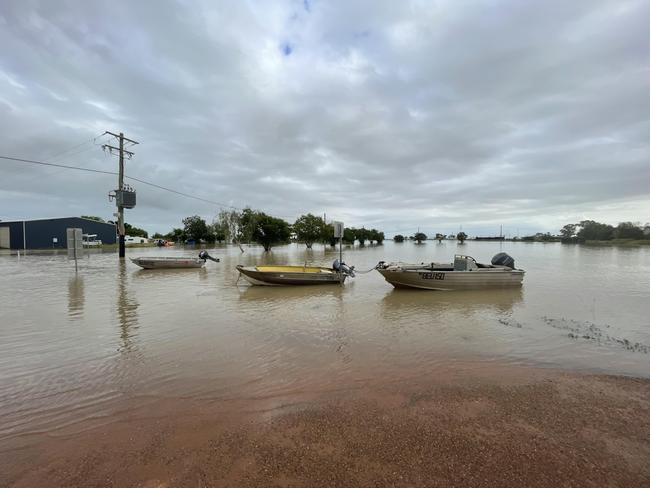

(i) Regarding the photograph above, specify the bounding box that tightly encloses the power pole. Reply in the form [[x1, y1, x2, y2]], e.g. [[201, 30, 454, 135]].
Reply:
[[103, 131, 138, 258]]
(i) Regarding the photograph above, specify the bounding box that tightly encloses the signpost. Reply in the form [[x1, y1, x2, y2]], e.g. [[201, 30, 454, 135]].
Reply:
[[333, 221, 344, 284], [67, 228, 83, 272]]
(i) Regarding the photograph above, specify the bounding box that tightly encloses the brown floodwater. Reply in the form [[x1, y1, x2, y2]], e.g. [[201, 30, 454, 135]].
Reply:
[[1, 241, 649, 452]]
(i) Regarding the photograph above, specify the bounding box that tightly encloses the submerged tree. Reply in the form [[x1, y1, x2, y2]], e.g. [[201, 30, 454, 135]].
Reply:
[[342, 227, 356, 245], [435, 233, 444, 242], [182, 215, 209, 241], [393, 234, 405, 243], [576, 220, 614, 241], [240, 209, 291, 251], [456, 232, 467, 243], [413, 232, 427, 244], [293, 214, 326, 248]]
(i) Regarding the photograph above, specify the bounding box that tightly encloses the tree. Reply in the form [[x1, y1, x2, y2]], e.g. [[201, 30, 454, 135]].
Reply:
[[165, 228, 186, 241], [614, 222, 644, 239], [240, 209, 290, 251], [356, 227, 370, 246], [393, 234, 405, 243], [321, 223, 337, 247], [124, 222, 148, 238], [373, 230, 385, 244], [576, 220, 614, 241], [435, 233, 444, 242], [560, 224, 577, 239], [81, 215, 105, 222], [293, 214, 326, 248], [413, 232, 427, 243], [183, 215, 209, 241], [152, 232, 164, 239], [456, 232, 467, 243], [342, 227, 356, 245]]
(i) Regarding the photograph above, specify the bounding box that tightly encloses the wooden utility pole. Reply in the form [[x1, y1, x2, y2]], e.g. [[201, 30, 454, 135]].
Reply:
[[103, 131, 138, 258]]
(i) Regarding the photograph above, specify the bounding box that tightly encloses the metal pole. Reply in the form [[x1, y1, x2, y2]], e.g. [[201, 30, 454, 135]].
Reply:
[[339, 236, 343, 284], [22, 220, 26, 251], [118, 132, 125, 258]]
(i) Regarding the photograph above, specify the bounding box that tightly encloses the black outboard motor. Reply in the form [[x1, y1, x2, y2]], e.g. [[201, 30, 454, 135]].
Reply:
[[333, 259, 355, 277], [491, 252, 515, 269], [198, 250, 220, 263]]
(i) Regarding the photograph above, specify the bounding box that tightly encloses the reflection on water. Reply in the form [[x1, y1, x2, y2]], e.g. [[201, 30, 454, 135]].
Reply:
[[381, 288, 524, 317], [117, 261, 139, 353], [0, 242, 649, 444], [67, 275, 85, 320]]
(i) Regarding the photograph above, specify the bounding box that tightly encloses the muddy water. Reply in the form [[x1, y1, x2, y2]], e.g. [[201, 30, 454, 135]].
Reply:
[[1, 242, 649, 448]]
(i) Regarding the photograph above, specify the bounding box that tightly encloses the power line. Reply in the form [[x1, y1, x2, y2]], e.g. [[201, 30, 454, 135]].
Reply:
[[0, 154, 241, 210], [42, 132, 108, 163], [0, 155, 118, 176]]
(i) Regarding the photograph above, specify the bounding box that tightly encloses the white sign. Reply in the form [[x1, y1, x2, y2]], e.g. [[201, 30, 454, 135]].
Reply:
[[66, 228, 83, 251], [333, 221, 344, 238], [52, 237, 58, 243]]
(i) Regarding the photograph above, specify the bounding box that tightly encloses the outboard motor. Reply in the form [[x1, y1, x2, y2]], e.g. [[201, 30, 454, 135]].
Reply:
[[491, 252, 515, 269], [198, 250, 220, 263], [333, 259, 355, 277]]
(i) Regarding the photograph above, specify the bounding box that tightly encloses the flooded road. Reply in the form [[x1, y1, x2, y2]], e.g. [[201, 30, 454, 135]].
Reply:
[[1, 241, 649, 450]]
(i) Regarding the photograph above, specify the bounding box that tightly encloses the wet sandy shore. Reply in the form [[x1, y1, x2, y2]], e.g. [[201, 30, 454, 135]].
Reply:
[[3, 363, 650, 488]]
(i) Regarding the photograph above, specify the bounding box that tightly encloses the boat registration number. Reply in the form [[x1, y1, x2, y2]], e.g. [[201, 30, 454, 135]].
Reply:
[[420, 272, 445, 280]]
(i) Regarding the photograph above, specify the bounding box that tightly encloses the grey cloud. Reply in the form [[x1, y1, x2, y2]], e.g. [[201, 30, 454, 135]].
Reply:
[[1, 0, 649, 237]]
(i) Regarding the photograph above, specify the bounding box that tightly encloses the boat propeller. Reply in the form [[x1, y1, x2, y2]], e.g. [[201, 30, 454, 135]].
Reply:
[[198, 250, 220, 263], [333, 259, 355, 277]]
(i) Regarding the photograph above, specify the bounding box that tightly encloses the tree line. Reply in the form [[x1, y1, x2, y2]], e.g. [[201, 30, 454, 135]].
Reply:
[[154, 210, 385, 252], [393, 232, 468, 243], [559, 220, 649, 243]]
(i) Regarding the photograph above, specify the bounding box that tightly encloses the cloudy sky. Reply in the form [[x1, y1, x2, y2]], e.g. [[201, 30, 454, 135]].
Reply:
[[1, 0, 648, 237]]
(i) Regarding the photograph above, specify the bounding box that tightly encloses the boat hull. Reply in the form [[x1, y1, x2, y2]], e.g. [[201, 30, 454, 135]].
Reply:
[[130, 257, 205, 269], [236, 265, 345, 286], [377, 268, 524, 290]]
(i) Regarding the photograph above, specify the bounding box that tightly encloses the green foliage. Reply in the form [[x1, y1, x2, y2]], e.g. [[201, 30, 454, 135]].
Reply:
[[614, 222, 644, 239], [165, 228, 186, 241], [560, 224, 576, 239], [81, 215, 105, 222], [182, 215, 209, 241], [152, 232, 164, 239], [356, 227, 370, 246], [322, 223, 337, 247], [393, 234, 405, 242], [342, 227, 356, 244], [435, 233, 444, 242], [293, 214, 326, 248], [240, 209, 291, 251], [576, 220, 614, 241], [124, 222, 148, 238], [368, 229, 384, 244], [413, 232, 427, 243], [456, 232, 467, 242], [214, 209, 244, 244]]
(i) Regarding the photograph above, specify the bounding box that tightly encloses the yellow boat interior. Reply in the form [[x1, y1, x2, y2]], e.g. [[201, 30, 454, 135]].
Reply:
[[254, 266, 334, 274]]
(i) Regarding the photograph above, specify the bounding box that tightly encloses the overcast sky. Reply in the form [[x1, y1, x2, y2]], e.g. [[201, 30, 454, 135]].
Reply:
[[1, 0, 649, 237]]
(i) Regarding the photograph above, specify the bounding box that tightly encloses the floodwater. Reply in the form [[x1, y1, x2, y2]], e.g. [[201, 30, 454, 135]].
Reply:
[[1, 241, 649, 448]]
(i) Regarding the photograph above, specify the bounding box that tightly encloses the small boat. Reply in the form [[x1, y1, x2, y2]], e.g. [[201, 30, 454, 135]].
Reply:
[[131, 251, 219, 270], [236, 260, 355, 286], [82, 234, 102, 247], [376, 253, 524, 290]]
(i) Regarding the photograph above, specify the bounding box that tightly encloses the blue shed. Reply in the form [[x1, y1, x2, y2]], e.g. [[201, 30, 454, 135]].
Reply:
[[0, 217, 117, 249]]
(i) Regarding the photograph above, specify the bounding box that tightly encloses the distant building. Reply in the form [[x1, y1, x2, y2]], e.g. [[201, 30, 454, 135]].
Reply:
[[0, 217, 117, 250]]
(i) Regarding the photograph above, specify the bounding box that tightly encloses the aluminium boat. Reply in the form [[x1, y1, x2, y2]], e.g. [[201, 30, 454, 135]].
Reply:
[[376, 253, 524, 291], [131, 251, 219, 269], [236, 260, 355, 286]]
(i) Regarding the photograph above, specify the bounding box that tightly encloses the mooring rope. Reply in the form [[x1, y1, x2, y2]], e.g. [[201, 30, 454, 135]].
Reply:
[[351, 264, 380, 274]]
